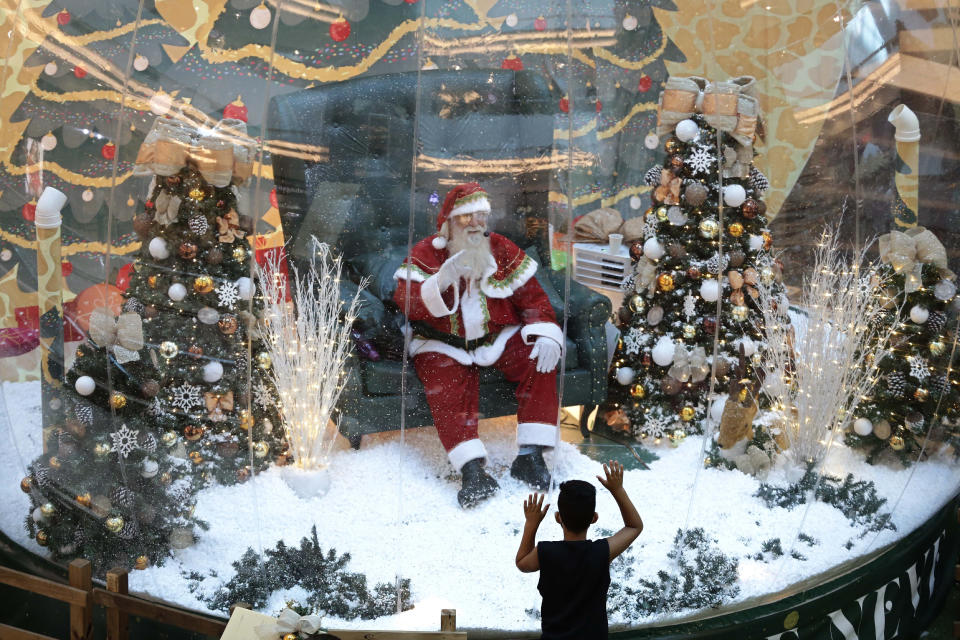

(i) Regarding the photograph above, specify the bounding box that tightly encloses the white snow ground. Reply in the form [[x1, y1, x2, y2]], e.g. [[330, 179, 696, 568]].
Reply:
[[1, 380, 957, 634]]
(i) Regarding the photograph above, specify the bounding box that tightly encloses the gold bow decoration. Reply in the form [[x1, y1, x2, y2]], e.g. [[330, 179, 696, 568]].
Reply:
[[656, 75, 762, 149], [654, 168, 682, 205], [89, 308, 143, 363], [134, 117, 256, 188], [216, 209, 246, 243], [204, 390, 234, 422], [668, 344, 710, 383], [153, 190, 182, 226], [878, 226, 955, 293], [255, 608, 327, 640], [633, 257, 659, 298]]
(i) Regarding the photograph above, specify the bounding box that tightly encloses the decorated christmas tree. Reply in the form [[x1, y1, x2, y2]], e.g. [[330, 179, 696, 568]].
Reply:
[[605, 76, 788, 444], [21, 116, 286, 573]]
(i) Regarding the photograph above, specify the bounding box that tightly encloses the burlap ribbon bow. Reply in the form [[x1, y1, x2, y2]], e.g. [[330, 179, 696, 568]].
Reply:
[[654, 168, 682, 205], [878, 226, 955, 292], [656, 75, 761, 149], [574, 207, 623, 243], [134, 117, 255, 187], [668, 344, 710, 383], [216, 209, 247, 243], [633, 257, 659, 297], [153, 190, 182, 226], [89, 308, 143, 363], [204, 390, 234, 422], [255, 608, 326, 640]]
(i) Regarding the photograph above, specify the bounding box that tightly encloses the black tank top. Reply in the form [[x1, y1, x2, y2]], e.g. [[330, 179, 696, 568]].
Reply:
[[537, 538, 610, 639]]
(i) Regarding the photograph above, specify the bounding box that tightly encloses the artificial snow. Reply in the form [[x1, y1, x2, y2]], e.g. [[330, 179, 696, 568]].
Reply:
[[1, 380, 958, 634]]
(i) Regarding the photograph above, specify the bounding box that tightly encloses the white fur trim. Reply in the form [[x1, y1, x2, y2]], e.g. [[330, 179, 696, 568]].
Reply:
[[517, 422, 558, 447], [450, 197, 491, 218], [393, 264, 427, 283], [432, 235, 447, 250], [421, 273, 459, 317], [448, 438, 488, 472], [480, 254, 538, 299], [406, 325, 520, 367], [520, 322, 563, 347], [460, 285, 487, 340]]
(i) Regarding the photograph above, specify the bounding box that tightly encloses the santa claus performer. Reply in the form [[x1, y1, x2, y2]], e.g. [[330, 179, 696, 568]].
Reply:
[[394, 183, 563, 508]]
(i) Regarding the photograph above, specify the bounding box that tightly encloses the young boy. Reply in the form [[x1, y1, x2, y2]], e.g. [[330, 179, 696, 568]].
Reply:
[[515, 460, 643, 639]]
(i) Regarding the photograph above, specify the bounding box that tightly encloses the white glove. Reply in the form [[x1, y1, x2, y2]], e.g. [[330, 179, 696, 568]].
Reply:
[[529, 336, 562, 373], [434, 250, 467, 291]]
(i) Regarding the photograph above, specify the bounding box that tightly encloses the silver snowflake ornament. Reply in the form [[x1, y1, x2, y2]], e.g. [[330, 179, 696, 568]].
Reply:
[[623, 327, 645, 355], [643, 414, 673, 440], [170, 383, 203, 412], [110, 424, 140, 459], [216, 281, 241, 309], [253, 381, 275, 409], [684, 294, 697, 319], [687, 145, 716, 175], [908, 355, 930, 382], [147, 397, 167, 418]]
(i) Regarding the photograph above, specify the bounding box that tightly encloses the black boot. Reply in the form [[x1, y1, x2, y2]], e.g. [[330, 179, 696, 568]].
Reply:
[[511, 448, 551, 490], [458, 459, 499, 508]]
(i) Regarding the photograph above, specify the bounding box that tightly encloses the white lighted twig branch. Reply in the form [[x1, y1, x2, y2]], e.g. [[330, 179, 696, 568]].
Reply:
[[753, 227, 897, 466], [257, 238, 367, 471]]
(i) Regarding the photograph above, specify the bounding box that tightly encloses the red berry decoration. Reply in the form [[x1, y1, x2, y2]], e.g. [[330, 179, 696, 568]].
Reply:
[[73, 66, 86, 78], [21, 202, 36, 222], [638, 75, 653, 92], [559, 97, 569, 113], [534, 16, 547, 31], [501, 55, 523, 71], [329, 18, 350, 42], [57, 10, 70, 25], [101, 143, 116, 160]]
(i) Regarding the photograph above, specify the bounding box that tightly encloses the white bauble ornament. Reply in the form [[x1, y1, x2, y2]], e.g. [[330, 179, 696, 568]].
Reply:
[[133, 54, 149, 71], [249, 3, 271, 29], [44, 61, 58, 75], [643, 237, 665, 260], [197, 307, 219, 325], [75, 375, 96, 396], [652, 337, 675, 366], [630, 195, 643, 209], [622, 14, 638, 30], [710, 396, 727, 422], [644, 133, 659, 150], [722, 184, 747, 207], [81, 189, 94, 202], [853, 418, 873, 436], [675, 119, 699, 142], [167, 283, 187, 302], [140, 459, 159, 478], [749, 235, 764, 251], [202, 361, 224, 383], [148, 237, 170, 260], [699, 279, 720, 302], [505, 13, 518, 26], [615, 367, 636, 386], [910, 305, 929, 324], [934, 279, 956, 302], [41, 133, 58, 151], [737, 336, 757, 356], [236, 277, 253, 300], [33, 507, 44, 523]]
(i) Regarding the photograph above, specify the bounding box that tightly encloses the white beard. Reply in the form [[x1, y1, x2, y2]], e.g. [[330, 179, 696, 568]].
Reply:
[[448, 227, 492, 281]]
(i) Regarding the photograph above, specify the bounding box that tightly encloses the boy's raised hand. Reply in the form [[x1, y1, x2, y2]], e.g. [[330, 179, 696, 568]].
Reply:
[[523, 492, 550, 526], [596, 460, 624, 492]]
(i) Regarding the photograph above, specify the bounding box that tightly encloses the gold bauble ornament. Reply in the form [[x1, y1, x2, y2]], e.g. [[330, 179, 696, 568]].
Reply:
[[188, 187, 205, 200], [183, 425, 204, 442], [256, 352, 272, 370], [36, 530, 49, 546], [699, 218, 719, 238], [670, 429, 687, 446], [160, 472, 173, 485], [134, 555, 149, 570], [188, 451, 204, 465], [930, 341, 946, 356], [737, 378, 753, 402], [914, 388, 929, 401], [664, 138, 682, 154], [727, 222, 744, 238], [628, 294, 645, 313], [40, 503, 56, 518], [283, 635, 298, 640], [630, 384, 645, 398], [682, 324, 696, 339], [161, 431, 177, 447], [147, 275, 158, 289], [760, 266, 775, 285], [110, 392, 127, 410], [48, 456, 61, 469], [105, 516, 124, 533], [76, 493, 91, 507], [193, 275, 214, 294], [94, 443, 111, 458], [657, 273, 675, 292], [680, 406, 695, 421], [218, 314, 239, 335], [889, 435, 905, 451], [751, 352, 763, 365], [232, 246, 247, 262], [159, 341, 179, 359], [655, 206, 669, 222], [731, 305, 749, 321], [253, 441, 269, 458], [762, 231, 773, 250], [20, 477, 32, 493], [239, 410, 255, 430]]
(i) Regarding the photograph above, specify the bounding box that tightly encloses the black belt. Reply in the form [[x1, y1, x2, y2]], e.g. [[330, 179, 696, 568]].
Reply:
[[411, 321, 492, 351]]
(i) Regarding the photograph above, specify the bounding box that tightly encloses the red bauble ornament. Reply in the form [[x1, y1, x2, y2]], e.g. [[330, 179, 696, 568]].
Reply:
[[501, 55, 523, 71], [741, 198, 758, 219], [101, 143, 116, 160], [269, 188, 278, 209], [145, 200, 154, 210], [595, 99, 602, 113], [638, 75, 653, 92], [534, 16, 547, 31], [73, 66, 86, 78], [641, 353, 652, 367], [559, 97, 569, 113], [223, 98, 249, 123], [115, 262, 134, 291], [57, 10, 71, 25], [687, 266, 700, 279], [403, 0, 418, 3], [61, 261, 73, 277], [330, 18, 350, 42], [21, 202, 36, 222], [703, 316, 717, 334], [629, 241, 644, 261]]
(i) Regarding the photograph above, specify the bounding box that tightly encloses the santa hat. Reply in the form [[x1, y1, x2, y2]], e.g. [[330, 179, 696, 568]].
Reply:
[[432, 182, 491, 250]]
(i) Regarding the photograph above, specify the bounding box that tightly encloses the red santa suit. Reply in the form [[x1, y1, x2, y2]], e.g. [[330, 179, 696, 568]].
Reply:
[[393, 232, 562, 471]]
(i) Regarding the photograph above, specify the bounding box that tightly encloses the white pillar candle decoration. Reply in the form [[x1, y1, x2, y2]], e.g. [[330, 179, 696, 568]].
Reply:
[[148, 237, 170, 260], [652, 336, 675, 366], [75, 375, 96, 396], [643, 237, 665, 260], [722, 184, 747, 207], [675, 119, 699, 142], [700, 279, 720, 302], [168, 283, 187, 302]]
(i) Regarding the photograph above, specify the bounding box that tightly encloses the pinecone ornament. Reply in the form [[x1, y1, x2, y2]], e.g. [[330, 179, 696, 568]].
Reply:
[[927, 311, 947, 335], [887, 371, 908, 399], [111, 486, 136, 509], [749, 166, 769, 194], [644, 165, 663, 187], [139, 432, 157, 453], [123, 297, 144, 314], [34, 466, 50, 488], [930, 374, 950, 395], [118, 520, 139, 540], [706, 253, 730, 275], [74, 403, 93, 426], [73, 526, 86, 547], [188, 215, 209, 235]]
